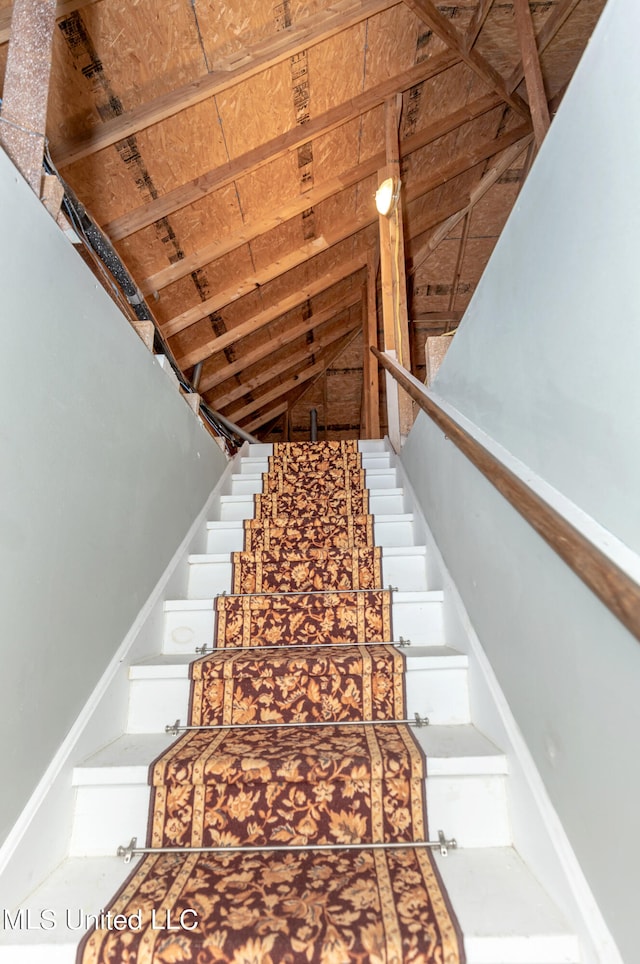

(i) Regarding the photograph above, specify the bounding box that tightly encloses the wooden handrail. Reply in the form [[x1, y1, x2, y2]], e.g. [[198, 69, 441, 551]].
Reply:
[[372, 346, 640, 643]]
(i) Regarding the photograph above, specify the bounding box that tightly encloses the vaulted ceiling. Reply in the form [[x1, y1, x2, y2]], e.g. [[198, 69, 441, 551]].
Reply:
[[0, 0, 607, 442]]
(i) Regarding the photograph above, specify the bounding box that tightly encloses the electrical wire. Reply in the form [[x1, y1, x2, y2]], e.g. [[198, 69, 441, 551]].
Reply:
[[41, 144, 244, 453]]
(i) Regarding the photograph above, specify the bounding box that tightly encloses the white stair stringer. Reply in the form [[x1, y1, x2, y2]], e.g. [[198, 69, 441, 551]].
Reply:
[[0, 439, 581, 963]]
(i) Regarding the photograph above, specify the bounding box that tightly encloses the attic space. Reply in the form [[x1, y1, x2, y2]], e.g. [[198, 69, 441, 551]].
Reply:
[[0, 0, 606, 442]]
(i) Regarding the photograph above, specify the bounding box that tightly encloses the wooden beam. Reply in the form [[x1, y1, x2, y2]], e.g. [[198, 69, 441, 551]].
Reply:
[[0, 0, 57, 192], [413, 311, 463, 326], [107, 49, 460, 246], [507, 0, 582, 93], [212, 321, 359, 409], [464, 0, 495, 52], [165, 235, 328, 337], [244, 402, 290, 434], [49, 1, 433, 168], [410, 134, 533, 273], [447, 211, 471, 320], [513, 0, 550, 147], [0, 0, 99, 44], [380, 96, 413, 441], [174, 256, 367, 368], [226, 331, 357, 423], [402, 0, 530, 117], [164, 121, 520, 340], [287, 328, 363, 406], [137, 91, 500, 295], [177, 195, 464, 372], [363, 251, 381, 439], [406, 122, 531, 205], [244, 328, 361, 435], [198, 292, 361, 394]]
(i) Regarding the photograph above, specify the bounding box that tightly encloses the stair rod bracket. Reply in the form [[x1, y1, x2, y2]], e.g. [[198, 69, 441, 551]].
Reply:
[[165, 715, 430, 735], [117, 833, 457, 865]]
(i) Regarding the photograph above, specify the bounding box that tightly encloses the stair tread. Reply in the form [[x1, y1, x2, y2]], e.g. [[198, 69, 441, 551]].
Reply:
[[434, 847, 580, 961], [73, 724, 506, 785], [0, 849, 577, 962]]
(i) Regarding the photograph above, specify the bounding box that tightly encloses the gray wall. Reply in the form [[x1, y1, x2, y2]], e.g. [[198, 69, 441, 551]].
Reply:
[[0, 149, 227, 846], [401, 0, 640, 958]]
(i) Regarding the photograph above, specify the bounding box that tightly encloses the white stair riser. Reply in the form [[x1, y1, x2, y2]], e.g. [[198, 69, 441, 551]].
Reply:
[[126, 667, 466, 733], [426, 775, 510, 849], [163, 595, 445, 653], [71, 785, 151, 859], [219, 489, 406, 520], [70, 773, 508, 856], [205, 516, 417, 553], [229, 469, 398, 495], [236, 454, 391, 475], [185, 551, 429, 598], [406, 668, 470, 725]]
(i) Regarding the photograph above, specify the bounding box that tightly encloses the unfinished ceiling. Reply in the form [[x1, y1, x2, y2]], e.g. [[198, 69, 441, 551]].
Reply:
[[0, 0, 607, 442]]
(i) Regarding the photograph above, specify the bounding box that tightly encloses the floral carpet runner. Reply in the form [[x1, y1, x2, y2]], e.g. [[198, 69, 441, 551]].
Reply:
[[79, 440, 464, 964]]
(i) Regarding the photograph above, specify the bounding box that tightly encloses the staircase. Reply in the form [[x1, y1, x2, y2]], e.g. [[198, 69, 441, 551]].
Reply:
[[0, 440, 581, 963]]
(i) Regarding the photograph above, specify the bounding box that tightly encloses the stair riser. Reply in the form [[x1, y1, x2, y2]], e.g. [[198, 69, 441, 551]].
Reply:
[[126, 666, 468, 733], [185, 551, 429, 598], [70, 773, 509, 857], [206, 515, 418, 553], [236, 454, 392, 475], [229, 468, 399, 496], [162, 594, 445, 654], [219, 490, 406, 520]]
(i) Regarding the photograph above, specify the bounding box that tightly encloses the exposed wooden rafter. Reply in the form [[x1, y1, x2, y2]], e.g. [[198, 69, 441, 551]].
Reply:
[[107, 50, 460, 246], [506, 0, 582, 93], [402, 0, 530, 116], [35, 0, 603, 442], [199, 292, 361, 395], [164, 124, 530, 340], [363, 251, 381, 439], [136, 91, 500, 295], [410, 133, 534, 273], [175, 257, 367, 368], [464, 0, 495, 51], [212, 319, 360, 410], [513, 0, 550, 147], [48, 0, 403, 167], [227, 330, 357, 423]]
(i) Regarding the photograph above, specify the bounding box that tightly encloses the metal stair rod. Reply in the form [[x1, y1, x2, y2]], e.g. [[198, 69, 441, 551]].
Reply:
[[166, 713, 429, 735], [216, 585, 398, 599], [194, 637, 411, 655], [117, 831, 457, 863]]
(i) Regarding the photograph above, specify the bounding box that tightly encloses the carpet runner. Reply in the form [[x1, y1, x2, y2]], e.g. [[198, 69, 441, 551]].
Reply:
[[78, 439, 464, 964]]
